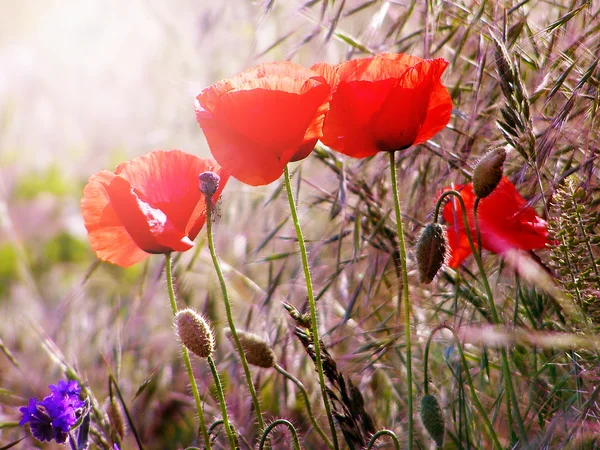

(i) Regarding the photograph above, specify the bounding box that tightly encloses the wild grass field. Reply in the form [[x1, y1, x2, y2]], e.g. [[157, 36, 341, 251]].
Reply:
[[0, 0, 599, 449]]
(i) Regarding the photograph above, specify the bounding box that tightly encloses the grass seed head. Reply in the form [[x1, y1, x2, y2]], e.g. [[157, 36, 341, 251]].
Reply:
[[176, 308, 215, 359], [104, 396, 127, 440]]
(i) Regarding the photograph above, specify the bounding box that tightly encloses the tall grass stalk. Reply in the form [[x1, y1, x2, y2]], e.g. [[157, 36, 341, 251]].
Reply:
[[434, 191, 527, 444], [423, 324, 502, 449]]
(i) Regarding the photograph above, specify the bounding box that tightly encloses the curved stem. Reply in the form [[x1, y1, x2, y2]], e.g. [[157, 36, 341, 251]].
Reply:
[[274, 364, 334, 450], [366, 429, 400, 450], [283, 165, 339, 450], [204, 199, 266, 434], [165, 255, 211, 448], [388, 152, 413, 448], [207, 419, 223, 442], [427, 324, 503, 449], [433, 191, 527, 444], [207, 356, 237, 449], [258, 420, 301, 450]]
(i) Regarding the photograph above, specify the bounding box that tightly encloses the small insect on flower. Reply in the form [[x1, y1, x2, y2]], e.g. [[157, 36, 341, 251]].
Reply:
[[20, 379, 87, 444]]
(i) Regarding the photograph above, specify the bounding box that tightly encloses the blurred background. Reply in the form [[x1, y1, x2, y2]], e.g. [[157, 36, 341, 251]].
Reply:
[[1, 1, 599, 449]]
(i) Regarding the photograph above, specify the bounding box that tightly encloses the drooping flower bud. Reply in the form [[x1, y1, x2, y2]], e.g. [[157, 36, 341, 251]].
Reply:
[[224, 328, 275, 368], [176, 308, 215, 359], [472, 148, 506, 198], [104, 396, 126, 440], [416, 223, 448, 283], [420, 394, 445, 447], [198, 171, 221, 198]]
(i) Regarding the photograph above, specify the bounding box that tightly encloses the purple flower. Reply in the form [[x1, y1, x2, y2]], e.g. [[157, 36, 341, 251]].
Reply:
[[20, 379, 85, 444]]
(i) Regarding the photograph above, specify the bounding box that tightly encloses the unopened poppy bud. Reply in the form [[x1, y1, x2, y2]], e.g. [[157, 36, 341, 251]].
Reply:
[[224, 328, 275, 368], [472, 148, 506, 198], [199, 171, 220, 198], [420, 394, 445, 447], [176, 308, 215, 358], [104, 396, 126, 440], [416, 223, 448, 283]]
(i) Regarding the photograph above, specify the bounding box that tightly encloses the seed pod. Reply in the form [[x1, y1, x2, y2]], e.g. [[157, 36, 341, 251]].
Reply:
[[472, 148, 506, 198], [225, 328, 275, 368], [176, 308, 215, 358], [420, 394, 445, 447], [104, 396, 127, 440], [198, 171, 221, 198], [416, 223, 448, 283]]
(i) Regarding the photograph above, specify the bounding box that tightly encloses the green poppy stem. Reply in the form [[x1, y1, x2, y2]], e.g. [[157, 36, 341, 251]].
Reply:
[[388, 151, 413, 449], [204, 198, 266, 436], [258, 419, 301, 450], [283, 165, 340, 450], [366, 429, 400, 450], [164, 254, 211, 449]]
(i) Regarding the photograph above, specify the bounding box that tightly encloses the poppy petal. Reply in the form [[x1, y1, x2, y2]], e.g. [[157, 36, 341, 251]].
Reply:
[[82, 150, 228, 267], [414, 81, 453, 145], [320, 78, 398, 157], [446, 226, 474, 268], [81, 171, 152, 267], [320, 53, 451, 158], [104, 176, 194, 254], [114, 150, 228, 240], [440, 177, 549, 267], [196, 62, 330, 186]]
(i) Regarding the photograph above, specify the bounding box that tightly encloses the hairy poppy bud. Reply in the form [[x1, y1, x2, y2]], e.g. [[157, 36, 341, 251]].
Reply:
[[225, 329, 275, 368], [104, 396, 126, 440], [199, 171, 221, 198], [472, 148, 506, 198], [176, 308, 215, 358], [416, 223, 448, 283], [420, 394, 445, 447]]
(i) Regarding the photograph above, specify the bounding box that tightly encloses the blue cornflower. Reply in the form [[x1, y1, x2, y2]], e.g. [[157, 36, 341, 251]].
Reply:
[[20, 379, 85, 444]]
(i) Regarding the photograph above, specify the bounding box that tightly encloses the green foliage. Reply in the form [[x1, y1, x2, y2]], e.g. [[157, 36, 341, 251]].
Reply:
[[13, 165, 73, 200], [0, 244, 18, 297]]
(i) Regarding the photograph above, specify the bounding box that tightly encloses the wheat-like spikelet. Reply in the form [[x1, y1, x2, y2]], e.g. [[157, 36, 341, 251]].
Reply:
[[548, 176, 600, 327]]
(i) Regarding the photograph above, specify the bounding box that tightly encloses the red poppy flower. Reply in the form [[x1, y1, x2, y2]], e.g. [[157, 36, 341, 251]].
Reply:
[[81, 150, 229, 267], [195, 61, 331, 186], [442, 177, 549, 268], [313, 53, 452, 158]]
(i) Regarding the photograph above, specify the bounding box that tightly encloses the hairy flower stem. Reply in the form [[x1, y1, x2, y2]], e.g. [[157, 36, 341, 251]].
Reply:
[[207, 356, 237, 449], [258, 419, 301, 450], [434, 191, 528, 445], [366, 430, 400, 450], [388, 152, 413, 449], [283, 165, 339, 450], [204, 199, 266, 435], [274, 364, 334, 450], [165, 255, 211, 449], [425, 324, 502, 449]]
